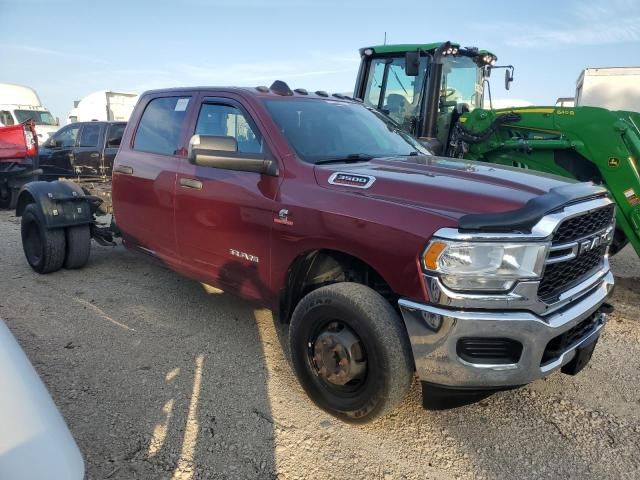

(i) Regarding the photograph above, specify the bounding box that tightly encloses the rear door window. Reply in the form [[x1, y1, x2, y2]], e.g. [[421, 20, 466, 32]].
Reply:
[[79, 123, 101, 147], [133, 97, 191, 155], [106, 124, 126, 148]]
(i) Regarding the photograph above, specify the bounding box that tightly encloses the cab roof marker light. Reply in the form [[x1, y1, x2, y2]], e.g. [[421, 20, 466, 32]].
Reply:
[[363, 48, 374, 56], [315, 90, 329, 97]]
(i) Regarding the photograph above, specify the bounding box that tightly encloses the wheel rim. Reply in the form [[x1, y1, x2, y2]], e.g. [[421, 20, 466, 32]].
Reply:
[[24, 221, 43, 264], [309, 320, 367, 394]]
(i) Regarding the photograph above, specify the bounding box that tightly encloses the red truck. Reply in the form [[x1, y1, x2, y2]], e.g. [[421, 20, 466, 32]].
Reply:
[[0, 121, 38, 208], [14, 82, 615, 422]]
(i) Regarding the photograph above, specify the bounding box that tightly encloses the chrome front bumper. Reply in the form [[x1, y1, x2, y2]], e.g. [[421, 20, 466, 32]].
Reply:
[[398, 271, 614, 389]]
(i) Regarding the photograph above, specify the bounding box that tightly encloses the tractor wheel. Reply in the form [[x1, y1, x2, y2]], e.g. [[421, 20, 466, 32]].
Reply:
[[21, 203, 66, 274], [64, 225, 91, 269], [289, 282, 413, 423]]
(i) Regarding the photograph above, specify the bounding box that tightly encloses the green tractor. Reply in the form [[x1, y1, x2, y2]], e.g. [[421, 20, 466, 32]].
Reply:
[[353, 41, 640, 256]]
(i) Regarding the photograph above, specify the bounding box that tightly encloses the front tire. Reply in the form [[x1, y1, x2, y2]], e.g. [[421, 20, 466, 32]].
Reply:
[[289, 282, 413, 423], [21, 203, 66, 273]]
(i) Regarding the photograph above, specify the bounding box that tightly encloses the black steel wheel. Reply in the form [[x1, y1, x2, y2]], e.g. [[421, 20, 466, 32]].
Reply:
[[289, 282, 413, 423], [20, 203, 66, 274]]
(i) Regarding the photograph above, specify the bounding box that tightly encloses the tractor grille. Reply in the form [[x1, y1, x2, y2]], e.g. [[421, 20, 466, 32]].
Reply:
[[538, 205, 614, 303]]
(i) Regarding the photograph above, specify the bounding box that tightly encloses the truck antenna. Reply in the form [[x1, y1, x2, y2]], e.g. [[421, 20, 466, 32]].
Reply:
[[384, 32, 387, 45]]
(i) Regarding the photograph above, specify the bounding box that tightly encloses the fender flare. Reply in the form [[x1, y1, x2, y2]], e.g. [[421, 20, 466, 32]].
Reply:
[[15, 181, 93, 229]]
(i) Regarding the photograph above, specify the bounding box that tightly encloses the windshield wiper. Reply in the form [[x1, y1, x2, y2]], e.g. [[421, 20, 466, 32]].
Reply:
[[315, 153, 375, 165]]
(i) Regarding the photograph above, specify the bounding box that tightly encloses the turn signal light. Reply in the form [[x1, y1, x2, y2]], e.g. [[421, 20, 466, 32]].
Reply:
[[423, 241, 447, 270]]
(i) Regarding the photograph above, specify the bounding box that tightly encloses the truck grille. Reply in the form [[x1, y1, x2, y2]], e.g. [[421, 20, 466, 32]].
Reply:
[[538, 204, 614, 303]]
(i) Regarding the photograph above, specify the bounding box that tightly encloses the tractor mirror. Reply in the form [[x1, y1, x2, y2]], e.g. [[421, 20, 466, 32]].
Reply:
[[405, 51, 420, 77], [505, 69, 514, 90]]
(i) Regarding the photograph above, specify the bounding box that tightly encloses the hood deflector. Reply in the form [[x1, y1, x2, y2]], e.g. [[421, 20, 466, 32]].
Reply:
[[458, 183, 609, 233]]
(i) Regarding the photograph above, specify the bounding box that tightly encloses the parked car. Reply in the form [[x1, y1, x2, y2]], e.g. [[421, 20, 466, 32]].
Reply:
[[0, 319, 84, 479], [39, 121, 126, 179], [0, 120, 38, 209], [15, 82, 615, 422]]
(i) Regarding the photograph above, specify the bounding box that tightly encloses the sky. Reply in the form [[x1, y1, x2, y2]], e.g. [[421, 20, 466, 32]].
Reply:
[[1, 0, 639, 120]]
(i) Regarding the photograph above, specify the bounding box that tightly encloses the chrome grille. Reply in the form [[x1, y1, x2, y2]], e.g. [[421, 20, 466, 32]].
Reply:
[[538, 205, 615, 303]]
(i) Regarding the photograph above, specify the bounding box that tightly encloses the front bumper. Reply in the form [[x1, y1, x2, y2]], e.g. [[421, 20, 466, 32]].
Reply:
[[398, 270, 614, 388]]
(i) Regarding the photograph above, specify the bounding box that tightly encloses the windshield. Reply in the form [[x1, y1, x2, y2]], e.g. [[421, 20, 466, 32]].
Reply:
[[14, 109, 57, 126], [440, 56, 483, 111], [263, 98, 430, 163]]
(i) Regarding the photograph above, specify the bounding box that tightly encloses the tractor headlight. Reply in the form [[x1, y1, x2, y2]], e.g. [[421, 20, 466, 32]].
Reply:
[[422, 240, 547, 291]]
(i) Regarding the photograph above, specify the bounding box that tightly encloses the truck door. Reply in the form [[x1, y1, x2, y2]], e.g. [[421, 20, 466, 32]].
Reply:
[[112, 95, 193, 263], [103, 123, 126, 176], [174, 96, 280, 302], [39, 124, 80, 178], [75, 123, 103, 176]]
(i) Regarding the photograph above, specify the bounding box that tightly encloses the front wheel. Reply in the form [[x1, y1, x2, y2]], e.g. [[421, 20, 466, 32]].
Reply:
[[289, 283, 414, 423]]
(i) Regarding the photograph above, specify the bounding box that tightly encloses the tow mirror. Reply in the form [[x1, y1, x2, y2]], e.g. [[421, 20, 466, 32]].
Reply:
[[505, 68, 514, 90], [188, 134, 278, 176], [405, 51, 420, 77]]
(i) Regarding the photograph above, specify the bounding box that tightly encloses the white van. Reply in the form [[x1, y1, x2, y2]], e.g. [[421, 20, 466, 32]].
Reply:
[[0, 83, 59, 141]]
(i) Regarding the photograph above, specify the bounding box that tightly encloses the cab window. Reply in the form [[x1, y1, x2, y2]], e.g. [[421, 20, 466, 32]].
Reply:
[[0, 111, 14, 126], [195, 103, 262, 154], [54, 125, 80, 148], [133, 96, 191, 155], [79, 124, 101, 147]]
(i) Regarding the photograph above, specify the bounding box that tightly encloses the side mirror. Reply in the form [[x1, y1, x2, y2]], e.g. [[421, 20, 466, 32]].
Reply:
[[106, 138, 121, 148], [188, 134, 278, 176], [505, 69, 514, 90], [405, 51, 420, 77]]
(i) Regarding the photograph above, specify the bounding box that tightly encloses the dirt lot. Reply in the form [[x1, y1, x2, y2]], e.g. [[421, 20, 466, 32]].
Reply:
[[1, 209, 639, 480]]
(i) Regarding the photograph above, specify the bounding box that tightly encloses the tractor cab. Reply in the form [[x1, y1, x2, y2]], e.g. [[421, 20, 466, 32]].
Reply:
[[353, 42, 499, 154]]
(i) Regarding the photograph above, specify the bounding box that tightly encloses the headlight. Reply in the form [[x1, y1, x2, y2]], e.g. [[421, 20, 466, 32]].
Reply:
[[423, 240, 547, 291]]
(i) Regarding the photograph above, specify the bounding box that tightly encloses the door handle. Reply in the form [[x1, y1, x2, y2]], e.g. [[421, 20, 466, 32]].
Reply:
[[179, 177, 203, 190], [90, 153, 100, 158], [114, 165, 134, 175]]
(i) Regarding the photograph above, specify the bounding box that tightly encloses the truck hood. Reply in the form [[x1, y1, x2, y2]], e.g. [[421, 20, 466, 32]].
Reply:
[[313, 155, 570, 222]]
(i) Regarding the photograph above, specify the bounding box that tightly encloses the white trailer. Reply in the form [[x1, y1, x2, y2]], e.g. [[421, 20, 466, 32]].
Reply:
[[0, 83, 59, 141], [575, 67, 640, 112], [67, 91, 138, 124]]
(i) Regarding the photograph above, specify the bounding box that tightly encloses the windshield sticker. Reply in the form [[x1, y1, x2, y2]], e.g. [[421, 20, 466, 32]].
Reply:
[[175, 98, 189, 111], [328, 172, 376, 189]]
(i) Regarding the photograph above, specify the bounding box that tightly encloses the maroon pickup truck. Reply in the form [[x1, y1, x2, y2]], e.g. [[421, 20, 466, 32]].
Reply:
[[15, 82, 615, 422]]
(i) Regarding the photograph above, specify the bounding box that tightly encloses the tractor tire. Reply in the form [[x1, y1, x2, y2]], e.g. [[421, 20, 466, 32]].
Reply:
[[289, 282, 413, 423], [64, 225, 91, 269], [20, 203, 66, 274]]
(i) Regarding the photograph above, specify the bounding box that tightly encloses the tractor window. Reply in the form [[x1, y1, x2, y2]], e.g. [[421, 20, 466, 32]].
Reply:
[[440, 56, 483, 112], [362, 56, 428, 133]]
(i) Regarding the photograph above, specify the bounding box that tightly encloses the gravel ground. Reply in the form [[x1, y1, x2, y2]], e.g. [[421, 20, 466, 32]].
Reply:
[[1, 209, 639, 480]]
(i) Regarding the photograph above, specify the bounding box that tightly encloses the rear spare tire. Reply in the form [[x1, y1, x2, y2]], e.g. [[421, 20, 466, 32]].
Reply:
[[289, 282, 413, 423], [64, 225, 91, 269], [20, 203, 66, 274]]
